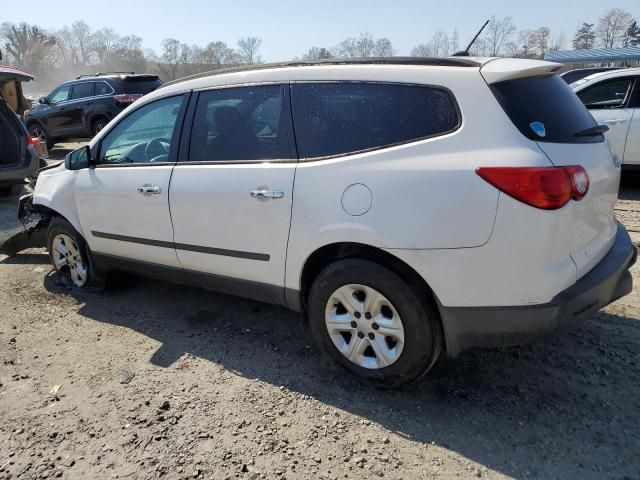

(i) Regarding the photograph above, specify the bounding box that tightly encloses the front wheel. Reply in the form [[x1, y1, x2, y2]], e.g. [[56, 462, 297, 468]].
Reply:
[[308, 259, 442, 387], [28, 124, 54, 150], [47, 217, 105, 291]]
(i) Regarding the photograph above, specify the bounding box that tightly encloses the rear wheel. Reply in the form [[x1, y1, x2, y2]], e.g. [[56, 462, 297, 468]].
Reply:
[[0, 186, 13, 196], [47, 217, 105, 291], [308, 259, 441, 387], [28, 124, 54, 150]]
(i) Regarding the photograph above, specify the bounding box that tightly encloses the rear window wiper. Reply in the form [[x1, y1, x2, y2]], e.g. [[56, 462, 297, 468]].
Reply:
[[574, 125, 609, 137]]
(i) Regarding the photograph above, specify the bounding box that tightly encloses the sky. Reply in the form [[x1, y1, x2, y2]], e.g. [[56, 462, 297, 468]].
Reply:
[[4, 0, 640, 61]]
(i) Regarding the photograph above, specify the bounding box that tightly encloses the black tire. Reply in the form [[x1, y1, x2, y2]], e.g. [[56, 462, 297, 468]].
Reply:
[[46, 217, 106, 291], [0, 185, 13, 196], [91, 117, 108, 136], [308, 259, 442, 388], [28, 124, 54, 150]]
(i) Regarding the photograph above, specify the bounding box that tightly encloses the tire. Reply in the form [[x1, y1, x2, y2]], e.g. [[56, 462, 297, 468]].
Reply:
[[308, 259, 442, 388], [28, 124, 54, 150], [46, 217, 106, 291], [91, 117, 108, 136], [0, 186, 13, 196]]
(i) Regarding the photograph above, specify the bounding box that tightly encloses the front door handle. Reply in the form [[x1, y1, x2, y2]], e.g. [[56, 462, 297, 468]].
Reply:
[[602, 119, 626, 125], [250, 189, 284, 199], [137, 184, 161, 194]]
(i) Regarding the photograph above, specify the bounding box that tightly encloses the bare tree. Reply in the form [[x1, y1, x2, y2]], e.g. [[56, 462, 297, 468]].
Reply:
[[302, 46, 333, 60], [2, 22, 55, 65], [373, 38, 394, 57], [71, 21, 93, 66], [484, 15, 516, 56], [333, 37, 358, 57], [449, 29, 460, 54], [92, 27, 117, 66], [597, 9, 634, 48], [161, 38, 181, 79], [528, 27, 551, 58], [410, 43, 434, 57], [550, 32, 566, 51], [237, 37, 262, 64]]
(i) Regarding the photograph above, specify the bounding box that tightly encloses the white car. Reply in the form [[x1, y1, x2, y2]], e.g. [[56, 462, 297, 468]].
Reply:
[[20, 57, 636, 386], [572, 68, 640, 168]]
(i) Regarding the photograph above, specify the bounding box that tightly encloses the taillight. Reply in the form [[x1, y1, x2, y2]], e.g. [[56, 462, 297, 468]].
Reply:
[[476, 166, 589, 210], [27, 134, 42, 156], [113, 94, 143, 105]]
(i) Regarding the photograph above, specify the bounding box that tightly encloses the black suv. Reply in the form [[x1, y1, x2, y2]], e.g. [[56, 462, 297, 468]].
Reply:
[[25, 73, 162, 149]]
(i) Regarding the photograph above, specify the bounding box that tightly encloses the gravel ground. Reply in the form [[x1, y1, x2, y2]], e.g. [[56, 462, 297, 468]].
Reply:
[[0, 155, 639, 480]]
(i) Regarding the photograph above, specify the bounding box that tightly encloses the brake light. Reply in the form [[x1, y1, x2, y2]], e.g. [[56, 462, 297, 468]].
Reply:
[[113, 94, 143, 105], [27, 133, 42, 156], [476, 166, 589, 210]]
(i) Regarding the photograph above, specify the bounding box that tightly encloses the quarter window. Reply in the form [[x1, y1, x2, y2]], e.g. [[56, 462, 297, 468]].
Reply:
[[188, 85, 292, 162], [291, 82, 460, 159], [95, 81, 113, 96], [577, 78, 634, 109], [98, 95, 184, 165], [71, 82, 94, 100]]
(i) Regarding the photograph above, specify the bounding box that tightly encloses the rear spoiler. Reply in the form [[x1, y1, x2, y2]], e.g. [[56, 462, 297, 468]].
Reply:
[[480, 58, 562, 84]]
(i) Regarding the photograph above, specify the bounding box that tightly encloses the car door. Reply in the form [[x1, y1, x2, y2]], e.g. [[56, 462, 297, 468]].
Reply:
[[68, 82, 95, 135], [577, 77, 635, 163], [44, 84, 73, 135], [622, 79, 640, 165], [75, 93, 188, 267], [169, 84, 297, 299]]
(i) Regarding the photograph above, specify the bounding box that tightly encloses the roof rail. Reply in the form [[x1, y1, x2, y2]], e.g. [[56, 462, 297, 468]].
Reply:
[[163, 57, 481, 87], [76, 71, 135, 79]]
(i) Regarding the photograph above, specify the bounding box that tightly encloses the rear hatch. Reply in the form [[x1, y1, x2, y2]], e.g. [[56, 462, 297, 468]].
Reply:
[[483, 60, 620, 279], [0, 97, 26, 169]]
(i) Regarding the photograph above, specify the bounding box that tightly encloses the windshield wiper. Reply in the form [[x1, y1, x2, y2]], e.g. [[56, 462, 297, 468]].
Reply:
[[575, 125, 609, 137]]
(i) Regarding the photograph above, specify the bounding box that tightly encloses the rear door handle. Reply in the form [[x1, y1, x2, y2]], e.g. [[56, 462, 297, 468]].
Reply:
[[137, 184, 161, 194], [250, 189, 284, 199], [602, 119, 626, 125]]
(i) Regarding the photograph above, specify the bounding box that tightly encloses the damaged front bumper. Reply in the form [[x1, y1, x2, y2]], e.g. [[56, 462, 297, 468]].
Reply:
[[0, 193, 47, 256]]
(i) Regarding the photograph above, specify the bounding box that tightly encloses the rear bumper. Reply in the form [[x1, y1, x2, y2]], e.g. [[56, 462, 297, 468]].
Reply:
[[439, 222, 637, 357]]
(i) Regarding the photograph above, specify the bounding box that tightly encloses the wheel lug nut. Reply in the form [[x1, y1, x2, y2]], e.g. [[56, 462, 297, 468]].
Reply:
[[350, 321, 357, 328], [365, 312, 372, 320], [354, 312, 361, 319], [368, 333, 375, 340], [372, 323, 379, 330], [357, 332, 365, 338]]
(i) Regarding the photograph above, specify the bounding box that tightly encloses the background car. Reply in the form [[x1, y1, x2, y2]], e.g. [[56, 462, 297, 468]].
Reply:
[[572, 68, 639, 169], [25, 72, 162, 149], [561, 67, 624, 84], [0, 65, 41, 196]]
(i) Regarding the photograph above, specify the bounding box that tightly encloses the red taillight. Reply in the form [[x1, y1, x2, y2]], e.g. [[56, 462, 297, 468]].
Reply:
[[113, 93, 143, 105], [476, 166, 589, 210], [27, 134, 42, 156]]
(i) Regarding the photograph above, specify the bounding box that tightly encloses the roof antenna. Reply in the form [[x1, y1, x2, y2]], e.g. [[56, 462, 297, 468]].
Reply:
[[453, 20, 490, 56]]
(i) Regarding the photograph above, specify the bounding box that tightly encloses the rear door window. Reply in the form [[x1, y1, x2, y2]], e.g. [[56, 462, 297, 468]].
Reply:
[[291, 82, 460, 159], [71, 82, 94, 100], [577, 78, 635, 109], [490, 75, 601, 144], [188, 85, 294, 162]]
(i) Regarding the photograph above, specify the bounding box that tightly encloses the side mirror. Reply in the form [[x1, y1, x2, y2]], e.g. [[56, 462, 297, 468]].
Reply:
[[38, 96, 49, 105], [65, 145, 91, 170]]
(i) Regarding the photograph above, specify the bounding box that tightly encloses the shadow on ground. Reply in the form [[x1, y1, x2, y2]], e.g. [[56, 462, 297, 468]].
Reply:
[[22, 264, 639, 479]]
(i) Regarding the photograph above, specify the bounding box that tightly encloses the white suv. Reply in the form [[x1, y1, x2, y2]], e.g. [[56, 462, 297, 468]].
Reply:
[[20, 57, 636, 386], [571, 68, 640, 168]]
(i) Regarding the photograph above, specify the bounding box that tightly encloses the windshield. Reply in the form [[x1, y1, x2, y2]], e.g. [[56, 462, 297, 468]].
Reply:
[[491, 75, 602, 144]]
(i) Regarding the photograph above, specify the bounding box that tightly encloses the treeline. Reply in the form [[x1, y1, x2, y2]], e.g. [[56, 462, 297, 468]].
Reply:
[[1, 7, 638, 92]]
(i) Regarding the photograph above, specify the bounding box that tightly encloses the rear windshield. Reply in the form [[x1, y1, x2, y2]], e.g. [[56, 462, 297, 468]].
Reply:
[[120, 76, 162, 94], [490, 75, 602, 144]]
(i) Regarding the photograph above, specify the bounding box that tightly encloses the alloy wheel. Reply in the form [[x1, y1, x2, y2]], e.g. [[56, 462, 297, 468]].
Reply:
[[51, 234, 87, 287], [325, 284, 405, 370]]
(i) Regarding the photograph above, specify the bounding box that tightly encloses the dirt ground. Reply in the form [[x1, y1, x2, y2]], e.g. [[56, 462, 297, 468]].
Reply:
[[1, 147, 639, 480]]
